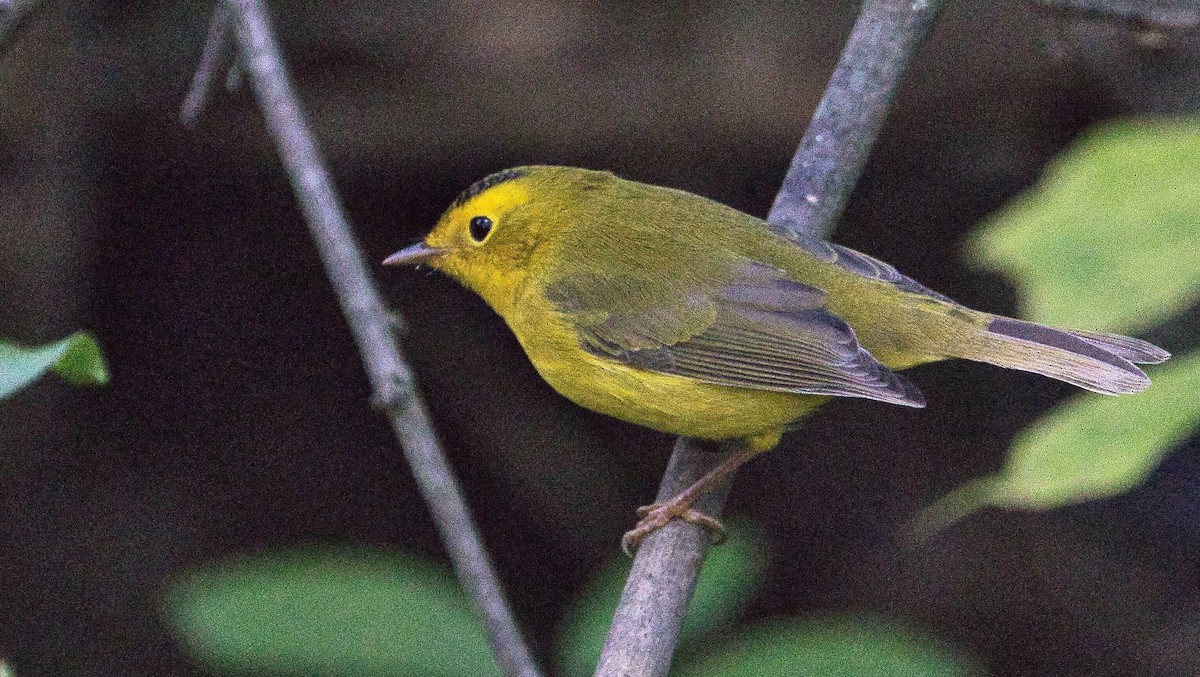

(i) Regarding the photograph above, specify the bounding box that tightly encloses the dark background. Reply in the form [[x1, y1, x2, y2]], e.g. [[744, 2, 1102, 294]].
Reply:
[[3, 1, 1200, 675]]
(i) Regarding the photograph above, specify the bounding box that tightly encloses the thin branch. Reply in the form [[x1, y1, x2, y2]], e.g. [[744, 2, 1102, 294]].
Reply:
[[180, 2, 234, 127], [595, 438, 734, 677], [191, 2, 543, 676], [768, 0, 945, 240], [0, 0, 50, 55], [595, 1, 944, 675]]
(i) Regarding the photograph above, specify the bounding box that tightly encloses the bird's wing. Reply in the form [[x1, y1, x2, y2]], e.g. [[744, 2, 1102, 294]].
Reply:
[[776, 227, 957, 303], [545, 261, 926, 407]]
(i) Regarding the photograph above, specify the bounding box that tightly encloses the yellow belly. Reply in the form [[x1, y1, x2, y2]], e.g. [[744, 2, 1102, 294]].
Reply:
[[508, 303, 824, 450]]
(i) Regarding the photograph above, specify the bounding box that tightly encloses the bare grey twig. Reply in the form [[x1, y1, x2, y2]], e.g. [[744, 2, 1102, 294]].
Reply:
[[595, 438, 735, 677], [595, 1, 945, 675], [0, 0, 50, 55], [768, 0, 945, 239], [180, 2, 234, 127], [186, 2, 543, 676]]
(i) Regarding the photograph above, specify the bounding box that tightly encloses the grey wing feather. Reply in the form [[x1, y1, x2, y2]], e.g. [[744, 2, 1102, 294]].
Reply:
[[1066, 329, 1171, 364], [770, 224, 956, 303], [572, 263, 927, 408]]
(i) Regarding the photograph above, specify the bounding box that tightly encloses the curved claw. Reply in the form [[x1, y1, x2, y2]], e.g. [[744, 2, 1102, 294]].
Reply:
[[620, 502, 727, 556]]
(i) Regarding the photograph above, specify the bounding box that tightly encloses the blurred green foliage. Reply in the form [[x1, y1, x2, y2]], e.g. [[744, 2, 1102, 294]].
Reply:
[[166, 547, 503, 677], [0, 331, 108, 400], [918, 119, 1200, 533], [673, 616, 977, 677], [167, 524, 975, 676], [916, 350, 1200, 533], [971, 119, 1200, 334]]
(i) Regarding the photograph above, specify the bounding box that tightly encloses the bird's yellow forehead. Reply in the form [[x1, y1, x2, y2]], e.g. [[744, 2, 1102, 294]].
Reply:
[[445, 179, 531, 223], [440, 167, 532, 224]]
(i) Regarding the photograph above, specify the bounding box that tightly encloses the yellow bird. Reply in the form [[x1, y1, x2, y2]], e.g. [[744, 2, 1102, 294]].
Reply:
[[385, 166, 1168, 553]]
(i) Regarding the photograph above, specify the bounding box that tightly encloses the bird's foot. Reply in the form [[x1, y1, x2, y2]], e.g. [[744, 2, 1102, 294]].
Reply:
[[620, 499, 726, 556]]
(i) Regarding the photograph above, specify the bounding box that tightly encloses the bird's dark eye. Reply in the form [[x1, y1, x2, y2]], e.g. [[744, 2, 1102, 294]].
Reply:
[[468, 215, 493, 242]]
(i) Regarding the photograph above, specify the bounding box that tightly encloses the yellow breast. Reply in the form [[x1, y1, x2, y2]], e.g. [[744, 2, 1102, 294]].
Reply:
[[504, 288, 824, 451]]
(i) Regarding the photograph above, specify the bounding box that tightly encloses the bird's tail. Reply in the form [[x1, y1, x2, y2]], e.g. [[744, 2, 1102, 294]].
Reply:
[[944, 314, 1170, 395]]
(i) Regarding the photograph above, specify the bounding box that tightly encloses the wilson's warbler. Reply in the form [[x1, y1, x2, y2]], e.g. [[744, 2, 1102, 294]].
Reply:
[[385, 165, 1168, 553]]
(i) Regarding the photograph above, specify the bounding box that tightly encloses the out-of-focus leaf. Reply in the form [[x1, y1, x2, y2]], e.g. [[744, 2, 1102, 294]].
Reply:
[[165, 547, 501, 677], [680, 519, 769, 645], [915, 349, 1200, 535], [0, 331, 108, 400], [556, 518, 767, 677], [914, 119, 1200, 535], [969, 118, 1200, 334], [673, 615, 979, 677]]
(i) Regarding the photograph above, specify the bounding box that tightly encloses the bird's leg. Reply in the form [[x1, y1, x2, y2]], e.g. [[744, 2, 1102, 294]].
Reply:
[[621, 443, 762, 556]]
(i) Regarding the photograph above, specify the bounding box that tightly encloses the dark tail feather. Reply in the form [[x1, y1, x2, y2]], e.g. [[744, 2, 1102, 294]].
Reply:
[[949, 316, 1169, 395], [1066, 328, 1171, 364]]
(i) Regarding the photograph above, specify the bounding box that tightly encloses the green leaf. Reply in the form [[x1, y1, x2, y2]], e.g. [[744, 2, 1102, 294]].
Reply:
[[673, 615, 979, 677], [679, 519, 768, 643], [969, 118, 1200, 334], [914, 349, 1200, 535], [0, 331, 108, 400], [165, 547, 502, 677], [914, 118, 1200, 535], [555, 518, 767, 677]]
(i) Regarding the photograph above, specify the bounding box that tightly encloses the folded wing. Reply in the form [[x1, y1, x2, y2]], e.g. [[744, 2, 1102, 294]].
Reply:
[[549, 262, 926, 407]]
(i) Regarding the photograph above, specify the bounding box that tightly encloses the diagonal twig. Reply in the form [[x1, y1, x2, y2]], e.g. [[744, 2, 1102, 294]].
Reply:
[[183, 2, 543, 676], [180, 2, 234, 127], [595, 438, 733, 677], [595, 2, 945, 675], [768, 0, 946, 240]]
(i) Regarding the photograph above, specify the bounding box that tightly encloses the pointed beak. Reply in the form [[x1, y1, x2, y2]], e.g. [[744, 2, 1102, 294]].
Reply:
[[383, 242, 444, 266]]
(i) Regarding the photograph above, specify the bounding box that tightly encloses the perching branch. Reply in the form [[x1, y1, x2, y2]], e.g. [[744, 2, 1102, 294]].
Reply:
[[768, 0, 945, 240], [595, 1, 944, 675], [595, 438, 735, 677], [183, 2, 543, 676], [0, 0, 50, 55]]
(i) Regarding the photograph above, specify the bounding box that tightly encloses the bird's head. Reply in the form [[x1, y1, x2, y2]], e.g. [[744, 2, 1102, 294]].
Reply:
[[384, 165, 614, 312]]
